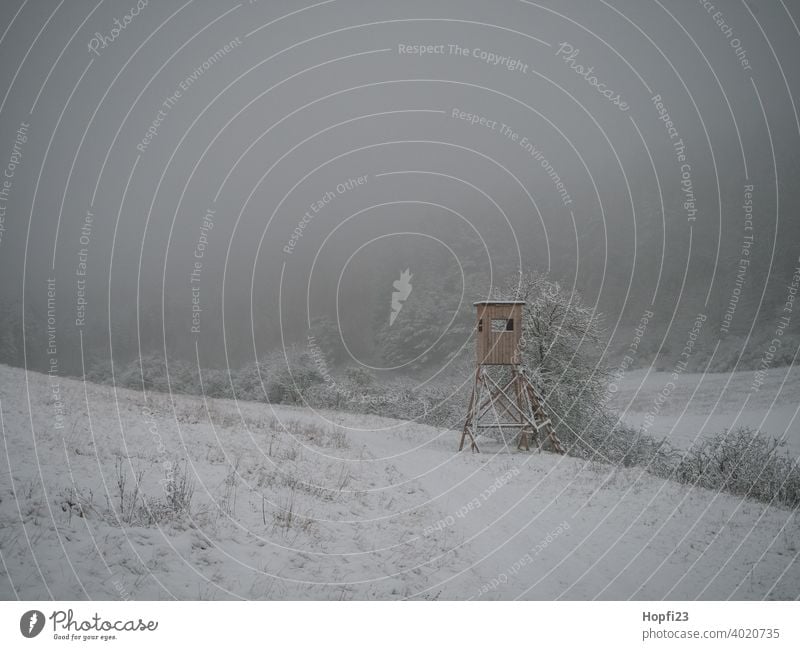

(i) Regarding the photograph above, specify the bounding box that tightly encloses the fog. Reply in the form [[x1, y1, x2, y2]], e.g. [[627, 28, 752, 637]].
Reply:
[[1, 0, 798, 378]]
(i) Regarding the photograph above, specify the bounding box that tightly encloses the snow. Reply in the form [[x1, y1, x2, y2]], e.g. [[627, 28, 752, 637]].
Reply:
[[609, 366, 800, 456], [1, 363, 798, 600]]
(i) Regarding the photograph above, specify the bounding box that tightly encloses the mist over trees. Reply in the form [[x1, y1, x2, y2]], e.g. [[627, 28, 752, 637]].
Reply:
[[2, 1, 799, 385]]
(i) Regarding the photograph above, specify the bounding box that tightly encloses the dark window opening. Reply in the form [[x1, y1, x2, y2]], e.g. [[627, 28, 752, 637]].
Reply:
[[491, 319, 513, 333], [492, 318, 514, 332]]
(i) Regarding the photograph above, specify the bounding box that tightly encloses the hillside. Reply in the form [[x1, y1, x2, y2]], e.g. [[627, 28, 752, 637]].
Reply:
[[0, 363, 797, 599], [610, 366, 800, 456]]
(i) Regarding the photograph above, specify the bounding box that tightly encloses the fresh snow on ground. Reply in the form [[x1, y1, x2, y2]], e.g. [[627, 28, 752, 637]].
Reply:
[[609, 366, 800, 456], [1, 363, 798, 599]]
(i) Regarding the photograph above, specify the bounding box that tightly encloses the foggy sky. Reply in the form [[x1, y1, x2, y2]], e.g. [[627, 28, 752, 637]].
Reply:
[[1, 0, 798, 372]]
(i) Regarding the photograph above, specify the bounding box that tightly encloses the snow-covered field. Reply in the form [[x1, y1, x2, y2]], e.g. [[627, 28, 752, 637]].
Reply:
[[609, 366, 800, 456], [1, 363, 798, 600]]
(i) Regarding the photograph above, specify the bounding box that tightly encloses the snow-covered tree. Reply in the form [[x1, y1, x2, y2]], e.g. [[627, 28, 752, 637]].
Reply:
[[495, 271, 611, 452]]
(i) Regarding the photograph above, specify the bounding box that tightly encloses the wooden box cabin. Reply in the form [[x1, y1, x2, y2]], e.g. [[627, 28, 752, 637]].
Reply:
[[474, 300, 524, 365]]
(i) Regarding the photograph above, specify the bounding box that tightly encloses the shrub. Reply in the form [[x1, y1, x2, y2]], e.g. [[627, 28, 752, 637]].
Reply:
[[674, 427, 800, 507], [234, 347, 325, 404], [117, 354, 167, 392], [198, 368, 235, 399], [572, 418, 679, 473], [232, 360, 267, 402], [84, 358, 113, 384]]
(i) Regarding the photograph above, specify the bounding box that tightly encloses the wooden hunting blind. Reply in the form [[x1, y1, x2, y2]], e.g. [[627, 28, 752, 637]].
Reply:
[[475, 300, 523, 365], [460, 300, 564, 454]]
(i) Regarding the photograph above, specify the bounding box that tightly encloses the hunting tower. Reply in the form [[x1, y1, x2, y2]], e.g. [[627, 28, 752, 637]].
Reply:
[[459, 300, 564, 454], [475, 301, 523, 365]]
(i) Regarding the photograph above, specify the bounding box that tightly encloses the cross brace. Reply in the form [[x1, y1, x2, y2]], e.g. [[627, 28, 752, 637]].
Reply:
[[459, 366, 564, 454]]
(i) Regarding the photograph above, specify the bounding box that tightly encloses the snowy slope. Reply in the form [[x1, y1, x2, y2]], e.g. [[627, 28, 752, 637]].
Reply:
[[1, 363, 797, 600], [609, 367, 800, 456]]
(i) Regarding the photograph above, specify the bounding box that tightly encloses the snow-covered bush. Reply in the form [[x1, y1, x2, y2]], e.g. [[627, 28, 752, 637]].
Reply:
[[576, 420, 679, 473], [231, 360, 267, 402], [113, 354, 202, 395], [232, 347, 324, 404], [269, 360, 323, 405], [198, 367, 235, 399], [84, 358, 113, 384], [117, 354, 168, 392], [674, 427, 800, 507]]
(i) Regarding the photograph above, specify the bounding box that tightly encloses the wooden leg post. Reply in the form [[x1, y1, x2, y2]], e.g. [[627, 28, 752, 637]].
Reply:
[[459, 367, 481, 452], [458, 365, 564, 455]]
